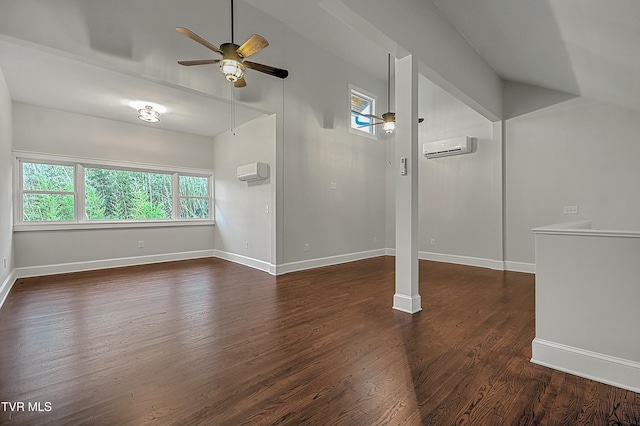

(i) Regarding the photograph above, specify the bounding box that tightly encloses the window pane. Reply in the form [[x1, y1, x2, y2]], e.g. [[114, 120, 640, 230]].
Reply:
[[180, 198, 210, 219], [350, 90, 374, 134], [179, 176, 209, 197], [85, 168, 172, 220], [23, 162, 74, 191], [23, 194, 74, 221]]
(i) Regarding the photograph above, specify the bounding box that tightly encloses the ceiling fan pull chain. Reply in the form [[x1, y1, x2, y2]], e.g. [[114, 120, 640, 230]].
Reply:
[[231, 84, 236, 136]]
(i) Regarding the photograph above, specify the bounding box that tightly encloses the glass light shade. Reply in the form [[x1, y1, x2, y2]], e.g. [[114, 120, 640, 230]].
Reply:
[[138, 106, 160, 123], [220, 59, 245, 82], [383, 121, 396, 134]]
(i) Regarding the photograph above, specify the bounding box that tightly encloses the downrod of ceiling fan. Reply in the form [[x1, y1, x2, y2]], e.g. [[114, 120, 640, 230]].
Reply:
[[230, 0, 235, 44], [388, 53, 391, 112]]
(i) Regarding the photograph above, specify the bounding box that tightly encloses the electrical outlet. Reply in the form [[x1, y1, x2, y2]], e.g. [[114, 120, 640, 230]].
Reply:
[[330, 182, 337, 190], [430, 239, 436, 246], [563, 205, 579, 215], [304, 244, 310, 252], [373, 236, 378, 244], [265, 205, 269, 213], [245, 241, 249, 249], [3, 257, 6, 269], [138, 241, 144, 248]]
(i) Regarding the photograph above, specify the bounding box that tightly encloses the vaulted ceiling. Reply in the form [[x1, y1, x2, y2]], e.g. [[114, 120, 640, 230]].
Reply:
[[0, 0, 638, 138], [431, 0, 640, 111]]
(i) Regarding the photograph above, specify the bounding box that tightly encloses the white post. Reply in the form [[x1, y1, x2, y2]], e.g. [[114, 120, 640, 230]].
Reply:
[[393, 54, 421, 314]]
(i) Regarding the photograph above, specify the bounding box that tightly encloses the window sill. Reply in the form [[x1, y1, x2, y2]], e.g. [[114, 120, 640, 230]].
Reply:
[[14, 220, 215, 232], [348, 126, 378, 140]]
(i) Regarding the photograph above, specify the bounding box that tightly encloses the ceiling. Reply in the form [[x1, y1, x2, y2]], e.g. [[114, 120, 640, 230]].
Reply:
[[0, 36, 268, 137], [432, 0, 640, 111], [0, 0, 638, 138]]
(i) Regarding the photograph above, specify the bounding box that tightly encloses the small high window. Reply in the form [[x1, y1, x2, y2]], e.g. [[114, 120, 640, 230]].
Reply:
[[349, 84, 377, 139]]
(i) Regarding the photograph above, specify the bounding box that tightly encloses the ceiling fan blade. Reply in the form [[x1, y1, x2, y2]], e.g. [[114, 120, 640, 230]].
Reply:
[[234, 77, 247, 88], [358, 122, 384, 128], [176, 27, 222, 55], [351, 110, 383, 121], [236, 34, 269, 59], [244, 61, 289, 79], [178, 59, 221, 66]]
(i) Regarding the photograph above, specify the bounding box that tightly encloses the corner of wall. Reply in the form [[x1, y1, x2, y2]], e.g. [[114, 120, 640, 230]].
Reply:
[[0, 66, 15, 309]]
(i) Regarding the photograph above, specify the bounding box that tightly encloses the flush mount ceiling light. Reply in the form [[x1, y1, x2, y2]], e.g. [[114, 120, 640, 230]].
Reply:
[[138, 105, 160, 123]]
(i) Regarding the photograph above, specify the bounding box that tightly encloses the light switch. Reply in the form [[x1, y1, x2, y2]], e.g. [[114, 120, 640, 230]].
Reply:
[[400, 158, 407, 176]]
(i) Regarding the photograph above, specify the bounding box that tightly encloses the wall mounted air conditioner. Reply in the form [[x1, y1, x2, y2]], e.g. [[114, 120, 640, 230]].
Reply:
[[423, 136, 475, 159], [237, 162, 269, 181]]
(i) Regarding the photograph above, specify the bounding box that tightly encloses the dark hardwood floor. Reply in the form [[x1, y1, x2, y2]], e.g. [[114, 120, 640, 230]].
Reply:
[[0, 257, 638, 425]]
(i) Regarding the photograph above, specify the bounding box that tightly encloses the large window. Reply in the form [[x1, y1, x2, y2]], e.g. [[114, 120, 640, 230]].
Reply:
[[349, 84, 377, 138], [15, 154, 214, 229], [85, 168, 173, 220]]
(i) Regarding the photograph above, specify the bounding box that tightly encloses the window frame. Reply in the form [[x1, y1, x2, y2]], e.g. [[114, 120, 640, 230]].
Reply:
[[20, 160, 78, 223], [349, 84, 378, 140], [177, 174, 212, 220], [14, 151, 215, 231]]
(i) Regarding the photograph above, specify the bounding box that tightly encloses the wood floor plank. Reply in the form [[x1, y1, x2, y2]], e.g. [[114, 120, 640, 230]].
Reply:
[[1, 257, 639, 425]]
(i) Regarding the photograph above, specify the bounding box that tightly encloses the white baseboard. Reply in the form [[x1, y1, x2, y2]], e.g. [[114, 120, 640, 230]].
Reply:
[[14, 250, 216, 279], [275, 249, 386, 275], [531, 338, 640, 394], [393, 293, 422, 314], [385, 249, 535, 274], [213, 250, 273, 274], [419, 251, 506, 270], [0, 269, 17, 311], [504, 261, 536, 274]]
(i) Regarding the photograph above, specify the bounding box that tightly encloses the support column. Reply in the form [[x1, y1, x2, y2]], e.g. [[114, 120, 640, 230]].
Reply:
[[393, 54, 421, 314]]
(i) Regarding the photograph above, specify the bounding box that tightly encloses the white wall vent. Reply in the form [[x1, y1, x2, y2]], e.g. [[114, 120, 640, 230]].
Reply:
[[237, 162, 269, 181], [423, 136, 475, 159]]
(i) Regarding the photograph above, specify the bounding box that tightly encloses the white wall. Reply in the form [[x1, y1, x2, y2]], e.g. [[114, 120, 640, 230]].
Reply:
[[213, 115, 274, 268], [281, 29, 387, 264], [418, 78, 499, 262], [12, 103, 214, 169], [505, 97, 640, 265], [12, 104, 216, 271], [0, 67, 13, 296], [387, 76, 501, 267]]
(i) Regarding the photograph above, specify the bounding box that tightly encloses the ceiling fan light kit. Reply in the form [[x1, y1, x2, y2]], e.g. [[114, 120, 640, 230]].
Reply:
[[382, 112, 396, 134], [220, 58, 245, 82]]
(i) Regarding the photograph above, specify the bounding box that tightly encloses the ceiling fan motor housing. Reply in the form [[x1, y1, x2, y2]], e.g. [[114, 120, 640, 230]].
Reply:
[[219, 43, 244, 82]]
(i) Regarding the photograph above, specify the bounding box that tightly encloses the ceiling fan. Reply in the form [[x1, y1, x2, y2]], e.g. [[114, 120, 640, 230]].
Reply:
[[353, 54, 423, 134], [176, 0, 289, 88]]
